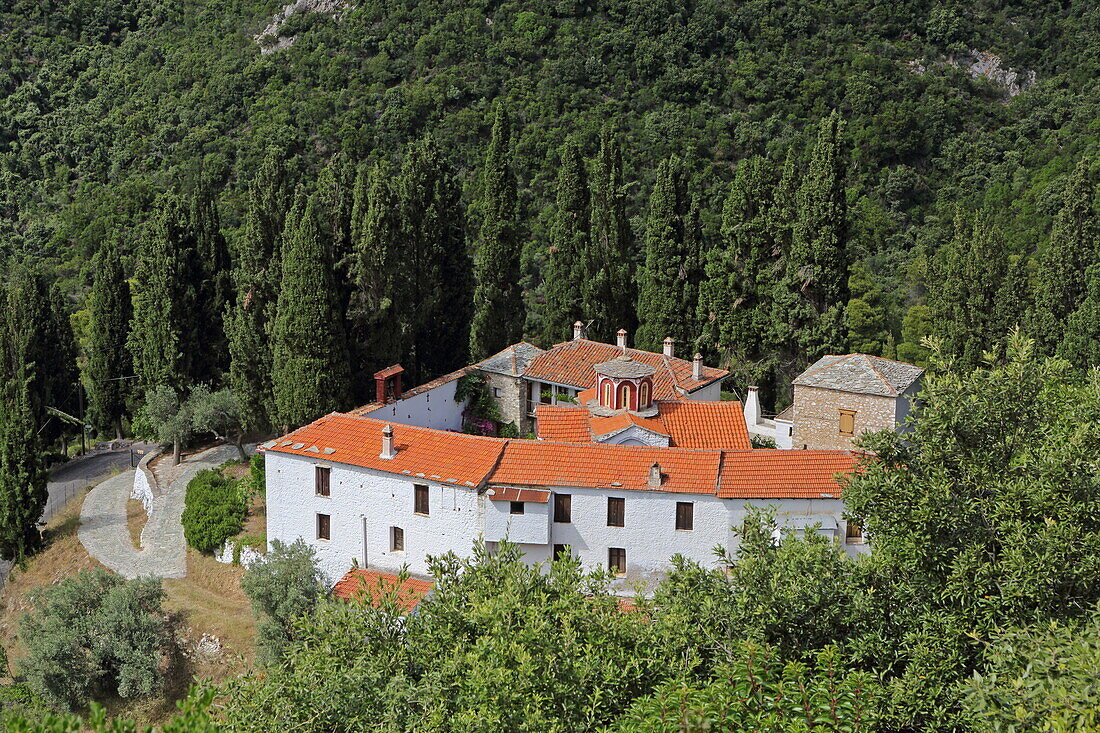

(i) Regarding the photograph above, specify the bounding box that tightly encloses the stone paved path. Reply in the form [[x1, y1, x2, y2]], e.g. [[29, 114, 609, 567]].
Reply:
[[78, 444, 238, 579]]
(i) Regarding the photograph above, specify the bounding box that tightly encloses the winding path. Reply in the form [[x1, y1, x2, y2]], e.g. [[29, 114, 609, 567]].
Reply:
[[78, 444, 238, 579]]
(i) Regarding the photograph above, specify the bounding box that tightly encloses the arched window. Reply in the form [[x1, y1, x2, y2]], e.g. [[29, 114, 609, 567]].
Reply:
[[639, 380, 651, 408], [618, 382, 633, 411], [601, 380, 612, 408]]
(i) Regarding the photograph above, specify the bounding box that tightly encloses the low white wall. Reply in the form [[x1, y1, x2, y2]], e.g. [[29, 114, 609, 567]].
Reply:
[[360, 377, 466, 432], [130, 447, 162, 516], [215, 542, 264, 568]]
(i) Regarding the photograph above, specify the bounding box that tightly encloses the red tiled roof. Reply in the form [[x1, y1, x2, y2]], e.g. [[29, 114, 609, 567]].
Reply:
[[536, 401, 751, 450], [718, 450, 860, 499], [267, 413, 507, 488], [523, 339, 726, 399], [487, 487, 551, 503], [269, 415, 855, 499], [332, 568, 434, 612]]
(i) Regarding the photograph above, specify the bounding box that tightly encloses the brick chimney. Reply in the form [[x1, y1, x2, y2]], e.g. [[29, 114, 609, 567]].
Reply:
[[379, 424, 397, 460], [663, 337, 675, 358], [648, 462, 663, 489], [693, 353, 703, 380], [374, 365, 404, 404], [617, 328, 628, 350], [573, 321, 585, 340]]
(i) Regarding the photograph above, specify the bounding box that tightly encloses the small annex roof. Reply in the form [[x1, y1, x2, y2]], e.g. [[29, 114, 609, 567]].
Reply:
[[522, 339, 726, 399], [593, 356, 658, 379], [332, 568, 434, 612], [793, 354, 923, 397], [477, 342, 546, 377], [718, 450, 859, 499], [536, 400, 752, 451]]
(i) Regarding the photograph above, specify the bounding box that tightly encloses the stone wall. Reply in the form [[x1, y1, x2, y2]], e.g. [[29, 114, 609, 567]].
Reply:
[[484, 372, 532, 435], [130, 447, 162, 516], [791, 385, 897, 450]]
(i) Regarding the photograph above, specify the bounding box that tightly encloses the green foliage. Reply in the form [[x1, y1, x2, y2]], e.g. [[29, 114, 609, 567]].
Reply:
[[1, 687, 219, 732], [85, 236, 131, 439], [239, 538, 325, 668], [19, 569, 173, 711], [542, 139, 589, 346], [180, 467, 247, 554], [246, 452, 266, 499], [454, 370, 503, 435]]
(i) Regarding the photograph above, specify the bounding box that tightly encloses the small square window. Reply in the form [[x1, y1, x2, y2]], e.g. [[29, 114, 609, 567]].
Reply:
[[510, 501, 524, 515], [493, 387, 502, 398], [316, 513, 330, 541], [607, 497, 624, 527], [553, 543, 570, 561], [391, 526, 405, 552], [315, 466, 331, 497], [414, 484, 429, 515], [846, 519, 865, 544], [554, 493, 571, 523], [675, 502, 694, 531], [608, 547, 626, 576]]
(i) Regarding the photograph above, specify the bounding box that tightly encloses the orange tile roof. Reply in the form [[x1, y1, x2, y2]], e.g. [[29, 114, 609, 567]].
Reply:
[[268, 415, 855, 499], [718, 450, 860, 499], [332, 568, 434, 612], [536, 401, 751, 450], [492, 441, 722, 494], [523, 339, 727, 399], [487, 487, 551, 503], [267, 413, 507, 488]]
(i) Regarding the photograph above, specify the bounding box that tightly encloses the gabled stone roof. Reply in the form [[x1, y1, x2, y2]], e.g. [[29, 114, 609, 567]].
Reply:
[[793, 354, 924, 397], [593, 356, 658, 379], [476, 342, 546, 377]]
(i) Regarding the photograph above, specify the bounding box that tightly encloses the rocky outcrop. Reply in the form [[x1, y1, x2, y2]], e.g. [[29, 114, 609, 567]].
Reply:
[[907, 50, 1036, 99], [254, 0, 351, 55]]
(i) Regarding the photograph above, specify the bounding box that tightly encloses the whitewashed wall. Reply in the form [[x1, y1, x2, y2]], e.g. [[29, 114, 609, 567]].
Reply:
[[360, 378, 466, 432], [484, 498, 550, 544], [687, 382, 723, 402], [600, 425, 670, 447]]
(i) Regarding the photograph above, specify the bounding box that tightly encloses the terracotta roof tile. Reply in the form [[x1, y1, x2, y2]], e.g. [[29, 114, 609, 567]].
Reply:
[[534, 406, 592, 442], [523, 339, 726, 399], [487, 487, 551, 503], [717, 450, 860, 499], [332, 568, 434, 612], [536, 401, 751, 450]]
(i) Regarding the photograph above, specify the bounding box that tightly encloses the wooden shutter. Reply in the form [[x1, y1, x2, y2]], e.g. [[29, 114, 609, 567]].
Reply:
[[317, 513, 330, 540], [315, 466, 331, 496], [675, 502, 693, 530], [608, 547, 626, 575], [414, 484, 429, 515], [391, 526, 404, 551], [607, 497, 625, 527], [839, 410, 856, 436], [554, 494, 571, 523]]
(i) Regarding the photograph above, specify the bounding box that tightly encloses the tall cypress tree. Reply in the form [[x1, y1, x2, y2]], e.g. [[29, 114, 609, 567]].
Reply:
[[226, 151, 289, 432], [272, 189, 349, 430], [698, 156, 777, 368], [582, 128, 635, 343], [542, 140, 589, 346], [636, 155, 701, 352], [397, 135, 472, 382], [1060, 262, 1100, 365], [317, 154, 356, 330], [190, 187, 232, 384], [0, 279, 47, 563], [1031, 158, 1097, 353], [783, 112, 849, 360], [87, 236, 132, 439], [469, 104, 524, 361], [349, 162, 405, 392]]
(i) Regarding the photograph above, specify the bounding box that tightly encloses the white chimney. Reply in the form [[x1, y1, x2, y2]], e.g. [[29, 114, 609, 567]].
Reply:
[[379, 424, 397, 459], [648, 462, 663, 489], [663, 337, 675, 358], [692, 353, 703, 380], [744, 386, 761, 426], [573, 321, 585, 340], [617, 328, 628, 350]]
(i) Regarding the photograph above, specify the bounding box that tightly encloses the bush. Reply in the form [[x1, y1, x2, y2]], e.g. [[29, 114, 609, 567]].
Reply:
[[181, 468, 247, 554], [19, 569, 174, 711], [247, 452, 266, 498], [240, 539, 325, 667]]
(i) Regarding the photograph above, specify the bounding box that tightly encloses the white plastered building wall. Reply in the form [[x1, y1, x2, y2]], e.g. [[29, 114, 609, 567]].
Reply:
[[359, 377, 466, 432]]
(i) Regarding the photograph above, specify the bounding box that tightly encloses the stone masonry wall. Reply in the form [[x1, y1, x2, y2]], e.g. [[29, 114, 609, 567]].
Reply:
[[791, 385, 897, 450], [484, 372, 533, 435]]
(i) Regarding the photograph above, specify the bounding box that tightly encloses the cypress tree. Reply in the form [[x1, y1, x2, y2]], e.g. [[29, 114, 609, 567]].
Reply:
[[226, 152, 289, 433], [349, 162, 405, 391], [1032, 159, 1097, 353], [317, 154, 356, 329], [469, 104, 524, 361], [636, 155, 702, 352], [87, 236, 132, 439], [190, 187, 232, 384], [778, 113, 849, 362], [542, 140, 589, 346], [582, 128, 635, 343], [44, 282, 79, 442], [272, 189, 349, 430], [397, 135, 472, 382], [1060, 263, 1100, 365]]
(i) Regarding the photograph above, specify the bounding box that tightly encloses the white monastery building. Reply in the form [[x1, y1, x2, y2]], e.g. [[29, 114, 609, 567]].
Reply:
[[260, 326, 924, 595]]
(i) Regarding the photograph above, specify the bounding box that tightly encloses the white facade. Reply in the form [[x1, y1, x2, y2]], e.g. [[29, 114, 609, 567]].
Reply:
[[266, 451, 868, 588], [360, 377, 466, 432]]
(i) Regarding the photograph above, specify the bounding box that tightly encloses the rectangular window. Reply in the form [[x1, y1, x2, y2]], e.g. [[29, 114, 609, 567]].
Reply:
[[540, 384, 552, 404], [553, 543, 570, 561], [316, 513, 330, 540], [846, 519, 864, 544], [493, 387, 502, 398], [315, 466, 331, 497], [554, 493, 571, 523], [414, 484, 429, 515], [510, 501, 525, 515], [391, 526, 405, 551], [839, 410, 856, 436], [607, 497, 625, 527], [675, 502, 694, 531], [608, 547, 626, 576]]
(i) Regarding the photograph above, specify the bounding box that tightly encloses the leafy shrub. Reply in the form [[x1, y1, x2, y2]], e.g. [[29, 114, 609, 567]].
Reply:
[[240, 539, 325, 666], [247, 452, 266, 498], [19, 569, 174, 711], [181, 468, 247, 554]]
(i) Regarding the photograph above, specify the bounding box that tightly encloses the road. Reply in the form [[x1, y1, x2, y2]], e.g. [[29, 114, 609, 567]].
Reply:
[[42, 444, 157, 523]]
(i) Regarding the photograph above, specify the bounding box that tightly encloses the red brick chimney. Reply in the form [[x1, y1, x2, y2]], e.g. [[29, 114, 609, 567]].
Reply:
[[373, 365, 404, 404]]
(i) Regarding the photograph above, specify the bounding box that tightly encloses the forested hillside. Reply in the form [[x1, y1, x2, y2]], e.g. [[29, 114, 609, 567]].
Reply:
[[1, 0, 1099, 419]]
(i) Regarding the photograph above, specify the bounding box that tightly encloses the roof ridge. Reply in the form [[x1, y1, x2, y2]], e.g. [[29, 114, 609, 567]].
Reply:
[[798, 354, 853, 382], [860, 354, 898, 395]]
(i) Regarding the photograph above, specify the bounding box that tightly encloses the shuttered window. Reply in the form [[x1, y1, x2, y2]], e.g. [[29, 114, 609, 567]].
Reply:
[[554, 494, 571, 523], [316, 513, 330, 540], [414, 484, 429, 515], [608, 547, 626, 576], [675, 502, 694, 531], [839, 410, 856, 436], [607, 497, 625, 527], [315, 466, 331, 496], [391, 526, 404, 551]]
